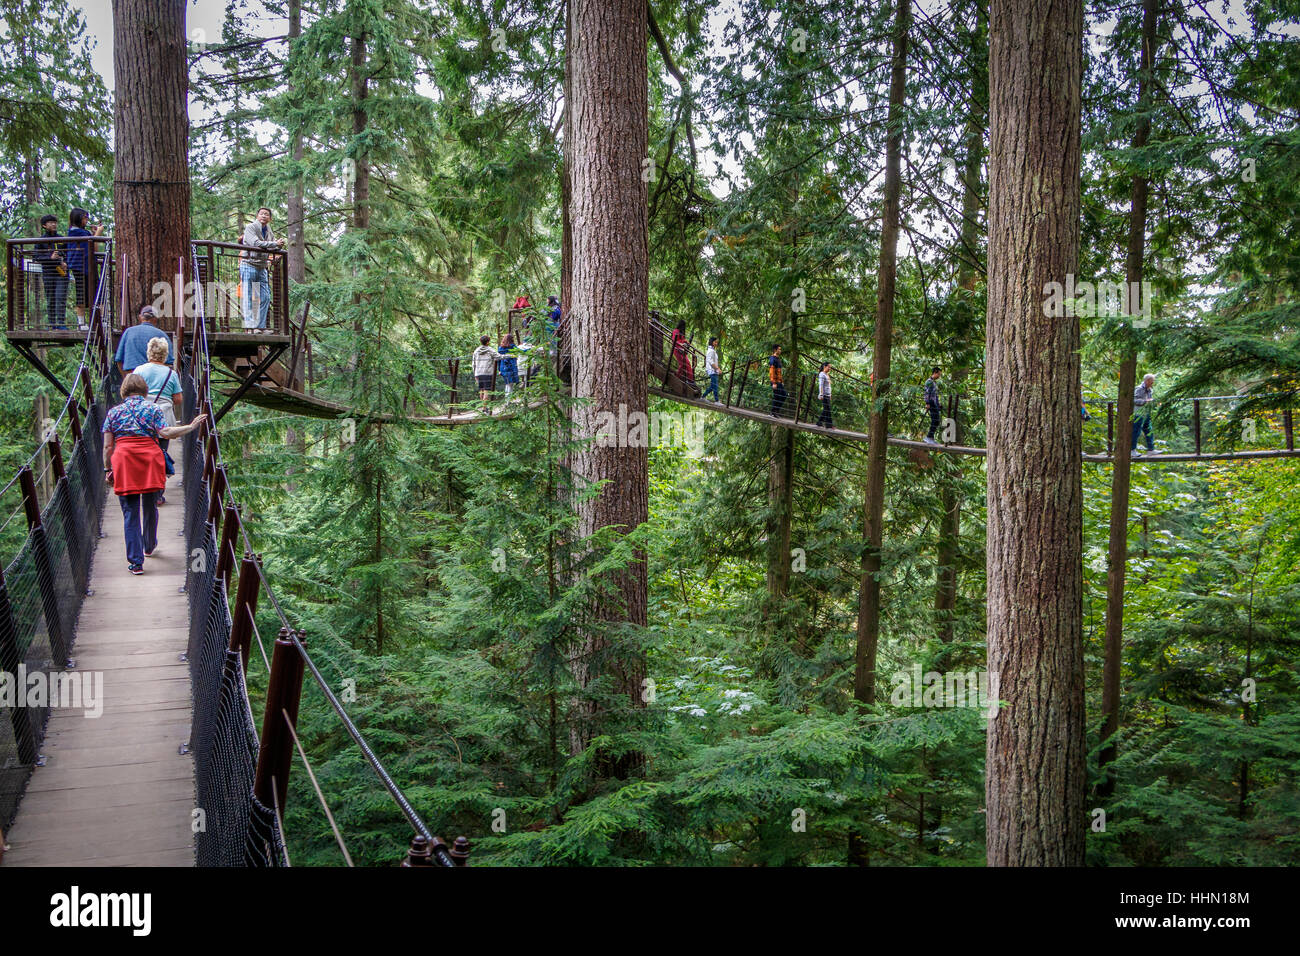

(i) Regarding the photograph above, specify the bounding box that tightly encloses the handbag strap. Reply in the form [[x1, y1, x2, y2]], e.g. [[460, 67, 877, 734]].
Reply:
[[152, 366, 174, 402]]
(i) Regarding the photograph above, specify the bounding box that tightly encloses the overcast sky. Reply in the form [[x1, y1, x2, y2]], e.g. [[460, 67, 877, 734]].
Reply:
[[72, 0, 260, 91]]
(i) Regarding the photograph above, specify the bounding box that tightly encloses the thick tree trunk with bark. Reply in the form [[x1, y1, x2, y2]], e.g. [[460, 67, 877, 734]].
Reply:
[[113, 0, 191, 322], [1100, 0, 1159, 798], [985, 0, 1086, 866], [854, 0, 910, 707], [566, 0, 649, 766], [561, 0, 573, 326]]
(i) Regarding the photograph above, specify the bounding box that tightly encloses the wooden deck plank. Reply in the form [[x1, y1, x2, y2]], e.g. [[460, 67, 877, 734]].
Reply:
[[2, 463, 195, 867]]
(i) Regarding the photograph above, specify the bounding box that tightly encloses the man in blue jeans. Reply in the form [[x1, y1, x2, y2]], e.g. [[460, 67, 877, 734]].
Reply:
[[1131, 373, 1156, 456], [240, 207, 284, 331], [703, 336, 721, 401]]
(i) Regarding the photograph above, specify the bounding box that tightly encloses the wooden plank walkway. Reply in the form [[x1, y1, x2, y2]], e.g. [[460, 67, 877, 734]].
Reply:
[[1, 464, 194, 867]]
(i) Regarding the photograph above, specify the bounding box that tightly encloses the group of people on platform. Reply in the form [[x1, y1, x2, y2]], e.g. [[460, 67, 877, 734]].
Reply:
[[471, 295, 564, 399], [32, 207, 285, 333], [32, 208, 104, 330]]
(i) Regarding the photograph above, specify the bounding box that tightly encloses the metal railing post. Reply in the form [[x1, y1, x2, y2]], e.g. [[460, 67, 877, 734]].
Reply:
[[227, 552, 262, 674], [1193, 399, 1202, 456], [215, 504, 240, 594], [253, 626, 306, 818]]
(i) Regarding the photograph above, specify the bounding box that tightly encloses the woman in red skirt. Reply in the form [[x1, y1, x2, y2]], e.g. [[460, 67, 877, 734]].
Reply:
[[101, 373, 207, 574]]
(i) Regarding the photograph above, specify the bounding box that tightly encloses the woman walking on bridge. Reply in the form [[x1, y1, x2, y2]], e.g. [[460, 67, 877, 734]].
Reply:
[[102, 374, 207, 575]]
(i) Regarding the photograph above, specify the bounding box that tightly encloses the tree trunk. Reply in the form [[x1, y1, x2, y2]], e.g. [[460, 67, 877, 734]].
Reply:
[[854, 0, 910, 707], [985, 0, 1086, 866], [561, 0, 573, 324], [113, 0, 192, 323], [286, 0, 306, 283], [766, 229, 797, 606], [934, 7, 986, 645], [1099, 0, 1158, 799], [566, 0, 649, 770]]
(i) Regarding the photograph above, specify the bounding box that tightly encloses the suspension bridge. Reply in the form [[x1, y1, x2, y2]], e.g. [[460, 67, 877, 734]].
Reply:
[[0, 235, 1296, 867], [0, 239, 466, 867]]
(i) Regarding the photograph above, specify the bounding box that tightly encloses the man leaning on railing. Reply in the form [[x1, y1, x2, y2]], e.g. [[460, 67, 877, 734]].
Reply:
[[240, 207, 285, 333]]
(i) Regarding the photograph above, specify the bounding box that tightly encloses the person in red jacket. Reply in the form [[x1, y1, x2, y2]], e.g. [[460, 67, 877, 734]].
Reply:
[[102, 374, 207, 574]]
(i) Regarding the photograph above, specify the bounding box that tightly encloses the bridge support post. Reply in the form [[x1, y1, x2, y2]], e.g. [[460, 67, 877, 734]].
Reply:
[[1193, 399, 1202, 456], [48, 435, 88, 596], [228, 552, 262, 674], [0, 567, 38, 765], [254, 626, 305, 822], [215, 504, 240, 594], [18, 466, 67, 666], [67, 399, 83, 444], [79, 367, 97, 414], [1285, 408, 1294, 452]]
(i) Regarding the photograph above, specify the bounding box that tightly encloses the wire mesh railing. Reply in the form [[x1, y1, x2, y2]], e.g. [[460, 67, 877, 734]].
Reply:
[[181, 242, 469, 866], [0, 300, 113, 833]]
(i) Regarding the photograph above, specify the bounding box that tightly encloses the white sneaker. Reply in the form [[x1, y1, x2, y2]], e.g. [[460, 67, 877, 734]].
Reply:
[[924, 436, 939, 445], [1131, 448, 1143, 457]]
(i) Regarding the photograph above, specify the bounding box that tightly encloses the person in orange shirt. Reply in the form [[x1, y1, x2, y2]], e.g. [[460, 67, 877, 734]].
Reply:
[[768, 344, 787, 417]]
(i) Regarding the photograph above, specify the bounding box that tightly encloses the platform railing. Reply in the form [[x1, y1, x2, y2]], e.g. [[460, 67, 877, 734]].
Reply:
[[191, 239, 290, 337], [5, 236, 113, 335]]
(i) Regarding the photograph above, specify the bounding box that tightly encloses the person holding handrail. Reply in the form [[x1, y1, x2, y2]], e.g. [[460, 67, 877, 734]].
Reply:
[[1131, 373, 1156, 457], [102, 373, 206, 575]]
